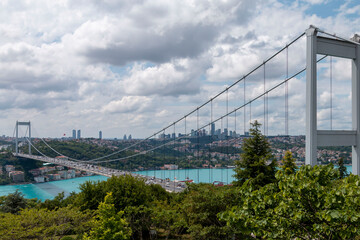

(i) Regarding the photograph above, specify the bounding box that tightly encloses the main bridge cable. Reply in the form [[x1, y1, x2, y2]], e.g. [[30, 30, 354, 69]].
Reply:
[[29, 31, 306, 163], [31, 29, 343, 164], [93, 55, 328, 164]]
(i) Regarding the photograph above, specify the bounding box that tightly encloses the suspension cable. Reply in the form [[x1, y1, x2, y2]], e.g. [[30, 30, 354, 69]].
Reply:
[[330, 56, 333, 130]]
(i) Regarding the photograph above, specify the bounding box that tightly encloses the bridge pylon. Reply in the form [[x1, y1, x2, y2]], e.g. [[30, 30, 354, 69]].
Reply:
[[305, 26, 360, 174], [15, 121, 31, 155]]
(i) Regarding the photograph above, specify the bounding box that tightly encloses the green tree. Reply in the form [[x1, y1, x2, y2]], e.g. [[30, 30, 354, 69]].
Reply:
[[0, 206, 93, 239], [179, 183, 249, 239], [281, 151, 297, 175], [83, 192, 132, 240], [221, 165, 360, 239], [75, 175, 169, 211], [233, 120, 277, 187], [0, 190, 27, 214], [338, 157, 348, 179]]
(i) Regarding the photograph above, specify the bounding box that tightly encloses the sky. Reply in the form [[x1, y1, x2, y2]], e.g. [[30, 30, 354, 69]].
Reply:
[[0, 0, 359, 139]]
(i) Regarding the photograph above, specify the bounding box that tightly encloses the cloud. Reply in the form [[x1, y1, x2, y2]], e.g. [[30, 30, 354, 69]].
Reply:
[[102, 96, 152, 114]]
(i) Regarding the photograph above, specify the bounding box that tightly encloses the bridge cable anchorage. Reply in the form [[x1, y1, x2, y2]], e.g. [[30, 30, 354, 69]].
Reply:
[[330, 56, 333, 130]]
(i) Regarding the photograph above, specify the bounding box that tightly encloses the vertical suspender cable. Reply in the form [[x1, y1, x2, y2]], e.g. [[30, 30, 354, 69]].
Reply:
[[197, 108, 200, 183], [244, 77, 246, 135], [210, 100, 213, 183], [330, 56, 333, 130], [286, 46, 289, 135], [250, 101, 252, 128], [208, 115, 211, 183], [226, 89, 229, 185], [185, 116, 188, 179], [264, 63, 266, 135]]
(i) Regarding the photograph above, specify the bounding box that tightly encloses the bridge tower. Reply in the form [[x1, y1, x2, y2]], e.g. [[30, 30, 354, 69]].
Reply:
[[15, 121, 31, 155], [306, 26, 360, 174]]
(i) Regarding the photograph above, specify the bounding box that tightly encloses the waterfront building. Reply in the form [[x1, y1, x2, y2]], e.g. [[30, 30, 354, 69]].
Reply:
[[34, 176, 45, 183], [164, 164, 178, 170], [9, 171, 24, 182]]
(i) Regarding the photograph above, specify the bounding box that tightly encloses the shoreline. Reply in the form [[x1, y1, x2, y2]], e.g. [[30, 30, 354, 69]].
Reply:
[[0, 174, 102, 187]]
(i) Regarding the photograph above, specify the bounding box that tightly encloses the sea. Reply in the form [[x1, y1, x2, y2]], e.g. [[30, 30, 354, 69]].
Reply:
[[0, 166, 353, 201]]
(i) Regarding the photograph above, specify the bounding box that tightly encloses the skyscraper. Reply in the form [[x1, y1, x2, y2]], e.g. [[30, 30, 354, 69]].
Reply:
[[99, 131, 102, 139], [72, 129, 76, 139], [123, 134, 127, 140], [211, 123, 215, 136], [77, 130, 81, 139]]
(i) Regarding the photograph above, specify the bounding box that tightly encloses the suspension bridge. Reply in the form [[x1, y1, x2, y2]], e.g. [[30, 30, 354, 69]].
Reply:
[[12, 26, 360, 191]]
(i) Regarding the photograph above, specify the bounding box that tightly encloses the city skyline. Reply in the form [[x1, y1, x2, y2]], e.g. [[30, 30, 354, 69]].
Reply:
[[0, 1, 359, 138]]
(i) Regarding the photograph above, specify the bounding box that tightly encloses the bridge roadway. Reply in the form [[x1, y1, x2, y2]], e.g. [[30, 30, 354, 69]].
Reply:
[[14, 153, 184, 193]]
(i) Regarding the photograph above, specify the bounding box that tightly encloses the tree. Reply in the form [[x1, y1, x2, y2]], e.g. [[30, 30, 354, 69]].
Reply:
[[281, 151, 297, 175], [338, 157, 348, 179], [83, 192, 132, 240], [75, 175, 169, 211], [221, 165, 360, 239], [233, 120, 277, 187], [0, 190, 27, 214], [0, 206, 93, 239]]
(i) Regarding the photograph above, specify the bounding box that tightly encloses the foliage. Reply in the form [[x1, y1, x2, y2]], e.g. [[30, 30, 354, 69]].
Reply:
[[178, 183, 249, 239], [0, 206, 93, 239], [221, 164, 360, 239], [83, 192, 131, 240], [75, 175, 169, 211], [338, 157, 349, 179], [281, 150, 297, 175], [124, 205, 152, 239], [233, 120, 277, 187], [40, 191, 77, 210], [0, 189, 27, 214]]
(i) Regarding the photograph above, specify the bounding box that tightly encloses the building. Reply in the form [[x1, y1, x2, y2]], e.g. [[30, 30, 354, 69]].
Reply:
[[72, 129, 76, 139], [34, 176, 45, 183], [163, 164, 178, 170], [211, 123, 215, 136], [5, 165, 15, 172], [128, 134, 132, 140], [123, 134, 127, 140], [99, 131, 102, 139], [77, 129, 81, 139], [9, 171, 25, 182]]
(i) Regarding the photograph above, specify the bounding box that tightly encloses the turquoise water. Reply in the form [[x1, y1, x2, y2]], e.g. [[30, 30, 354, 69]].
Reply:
[[0, 165, 352, 201], [0, 175, 108, 201]]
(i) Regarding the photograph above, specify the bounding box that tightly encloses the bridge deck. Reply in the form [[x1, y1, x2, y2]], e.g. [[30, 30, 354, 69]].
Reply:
[[14, 153, 184, 193]]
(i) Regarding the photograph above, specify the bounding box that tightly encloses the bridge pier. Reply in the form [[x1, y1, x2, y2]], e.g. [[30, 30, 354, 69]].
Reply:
[[305, 26, 360, 174]]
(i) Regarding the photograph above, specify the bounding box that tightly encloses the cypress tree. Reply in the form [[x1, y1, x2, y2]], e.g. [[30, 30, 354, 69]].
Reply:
[[233, 120, 277, 187], [281, 151, 297, 175], [338, 157, 348, 179]]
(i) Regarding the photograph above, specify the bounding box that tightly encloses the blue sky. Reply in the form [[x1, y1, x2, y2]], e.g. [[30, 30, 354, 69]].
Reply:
[[0, 0, 359, 138]]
